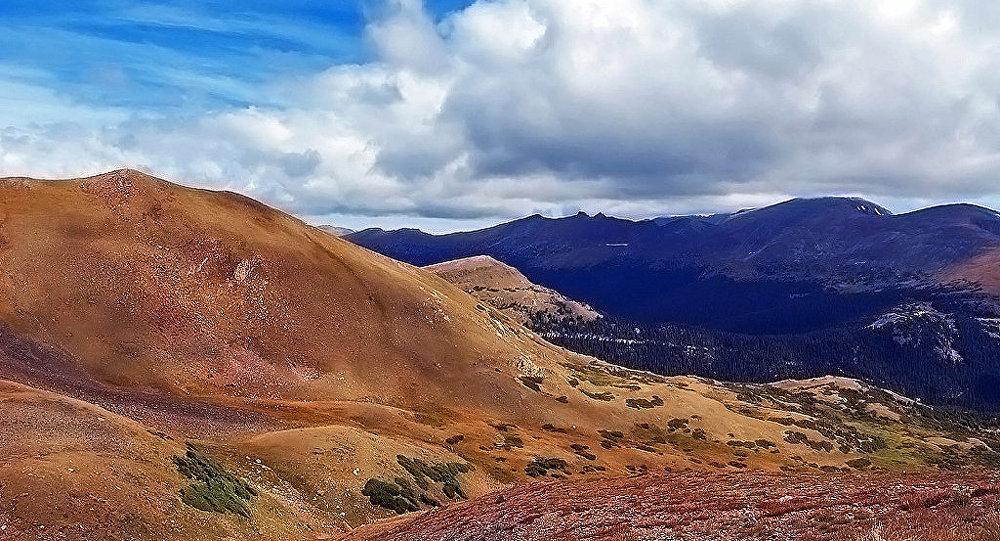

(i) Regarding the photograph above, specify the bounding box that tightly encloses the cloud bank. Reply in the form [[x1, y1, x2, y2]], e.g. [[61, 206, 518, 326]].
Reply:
[[4, 0, 1000, 229]]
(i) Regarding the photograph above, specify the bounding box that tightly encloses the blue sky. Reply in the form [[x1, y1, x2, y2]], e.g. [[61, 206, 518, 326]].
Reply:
[[0, 1, 473, 113], [3, 1, 1000, 232]]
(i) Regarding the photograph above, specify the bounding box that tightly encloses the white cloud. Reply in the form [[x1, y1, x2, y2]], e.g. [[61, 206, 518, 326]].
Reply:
[[5, 0, 1000, 227]]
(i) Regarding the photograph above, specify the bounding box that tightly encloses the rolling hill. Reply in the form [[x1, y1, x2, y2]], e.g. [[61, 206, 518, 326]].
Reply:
[[424, 255, 601, 327], [0, 170, 996, 540]]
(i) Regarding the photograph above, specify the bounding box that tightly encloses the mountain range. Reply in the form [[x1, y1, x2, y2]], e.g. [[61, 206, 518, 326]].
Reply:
[[6, 171, 995, 539], [348, 198, 1000, 410]]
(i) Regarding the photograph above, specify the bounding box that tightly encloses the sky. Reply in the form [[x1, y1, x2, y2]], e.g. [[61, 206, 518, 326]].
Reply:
[[3, 0, 1000, 232]]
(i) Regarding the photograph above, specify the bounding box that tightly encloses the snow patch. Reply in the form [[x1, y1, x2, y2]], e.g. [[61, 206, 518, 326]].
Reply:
[[868, 302, 962, 364], [977, 317, 1000, 340]]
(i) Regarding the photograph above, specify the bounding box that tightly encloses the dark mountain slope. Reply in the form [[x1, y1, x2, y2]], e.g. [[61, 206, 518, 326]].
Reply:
[[348, 197, 1000, 330], [348, 198, 1000, 410]]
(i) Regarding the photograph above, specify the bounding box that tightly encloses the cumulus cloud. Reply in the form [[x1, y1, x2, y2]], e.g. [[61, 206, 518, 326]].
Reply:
[[4, 0, 1000, 228]]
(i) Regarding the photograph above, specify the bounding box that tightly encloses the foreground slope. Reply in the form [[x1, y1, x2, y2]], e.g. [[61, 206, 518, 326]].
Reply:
[[344, 469, 1000, 541], [0, 170, 997, 540]]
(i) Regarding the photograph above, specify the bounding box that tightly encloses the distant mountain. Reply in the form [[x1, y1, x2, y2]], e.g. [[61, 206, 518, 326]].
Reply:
[[348, 197, 1000, 330], [348, 198, 1000, 410]]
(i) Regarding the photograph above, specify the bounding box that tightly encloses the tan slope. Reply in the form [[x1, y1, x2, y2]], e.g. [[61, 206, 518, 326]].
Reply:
[[0, 379, 336, 541], [0, 169, 574, 416], [425, 255, 600, 326], [0, 170, 995, 540]]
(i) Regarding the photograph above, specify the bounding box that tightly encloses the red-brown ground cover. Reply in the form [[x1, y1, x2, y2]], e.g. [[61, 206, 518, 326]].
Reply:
[[343, 470, 1000, 541]]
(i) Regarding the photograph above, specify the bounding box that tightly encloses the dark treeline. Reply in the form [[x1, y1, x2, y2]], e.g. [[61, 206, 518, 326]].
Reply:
[[532, 294, 1000, 412]]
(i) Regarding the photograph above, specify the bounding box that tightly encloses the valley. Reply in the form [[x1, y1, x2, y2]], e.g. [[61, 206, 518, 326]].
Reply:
[[349, 200, 1000, 411], [0, 171, 997, 540], [8, 2, 1000, 538]]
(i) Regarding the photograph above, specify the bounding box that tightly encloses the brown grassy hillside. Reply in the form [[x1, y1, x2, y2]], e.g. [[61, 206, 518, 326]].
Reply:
[[0, 170, 996, 540]]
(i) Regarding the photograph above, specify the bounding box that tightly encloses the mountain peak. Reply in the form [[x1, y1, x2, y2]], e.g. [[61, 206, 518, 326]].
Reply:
[[732, 196, 892, 222], [785, 196, 892, 216], [89, 168, 163, 186]]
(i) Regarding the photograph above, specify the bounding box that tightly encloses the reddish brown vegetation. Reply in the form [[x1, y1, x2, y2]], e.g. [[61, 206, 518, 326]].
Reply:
[[343, 470, 1000, 541]]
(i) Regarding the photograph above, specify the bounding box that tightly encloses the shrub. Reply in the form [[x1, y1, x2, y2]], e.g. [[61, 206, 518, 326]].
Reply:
[[525, 457, 569, 477], [626, 398, 657, 409], [847, 458, 872, 469], [785, 431, 808, 445], [667, 418, 689, 431], [519, 376, 543, 392], [727, 440, 756, 449], [598, 429, 625, 440], [503, 434, 525, 449], [173, 445, 257, 517], [362, 479, 419, 514], [394, 455, 473, 501], [581, 389, 614, 401], [442, 480, 465, 500]]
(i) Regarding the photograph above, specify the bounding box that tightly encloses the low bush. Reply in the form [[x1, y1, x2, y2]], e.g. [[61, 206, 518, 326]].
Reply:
[[519, 375, 543, 392], [361, 479, 419, 514], [582, 389, 614, 401], [173, 445, 257, 517], [525, 457, 569, 477]]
